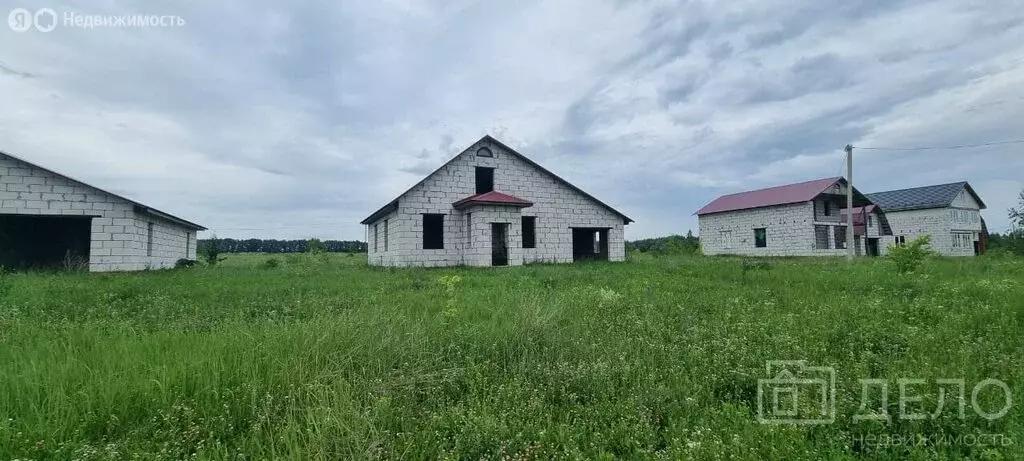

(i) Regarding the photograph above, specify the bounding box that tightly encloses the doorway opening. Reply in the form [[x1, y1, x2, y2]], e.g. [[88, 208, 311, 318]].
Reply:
[[571, 227, 609, 261], [0, 215, 92, 270], [866, 238, 880, 256], [491, 223, 508, 266]]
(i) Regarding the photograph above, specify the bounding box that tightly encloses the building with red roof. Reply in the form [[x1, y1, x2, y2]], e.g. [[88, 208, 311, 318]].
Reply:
[[696, 177, 890, 256]]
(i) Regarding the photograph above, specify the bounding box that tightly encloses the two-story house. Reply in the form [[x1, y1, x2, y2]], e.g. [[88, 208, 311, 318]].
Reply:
[[866, 182, 987, 256], [697, 177, 883, 256], [360, 136, 632, 267]]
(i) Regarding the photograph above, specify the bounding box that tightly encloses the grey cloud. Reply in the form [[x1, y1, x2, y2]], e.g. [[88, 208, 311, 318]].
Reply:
[[2, 0, 1022, 238]]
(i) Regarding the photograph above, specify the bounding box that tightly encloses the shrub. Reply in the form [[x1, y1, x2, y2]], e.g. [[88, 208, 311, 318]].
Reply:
[[888, 235, 937, 273], [199, 234, 227, 266], [175, 259, 198, 269], [263, 258, 280, 269]]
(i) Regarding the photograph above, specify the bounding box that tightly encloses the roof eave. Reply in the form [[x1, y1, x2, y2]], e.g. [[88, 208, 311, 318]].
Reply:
[[360, 200, 398, 225], [133, 205, 207, 230], [452, 200, 534, 209]]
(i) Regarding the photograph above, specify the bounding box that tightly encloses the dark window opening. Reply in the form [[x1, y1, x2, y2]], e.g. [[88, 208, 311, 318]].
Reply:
[[476, 147, 493, 157], [0, 215, 92, 270], [754, 228, 767, 248], [522, 216, 536, 249], [383, 219, 389, 251], [147, 222, 154, 256], [823, 202, 831, 216], [475, 167, 494, 194], [373, 223, 379, 251], [423, 214, 445, 249]]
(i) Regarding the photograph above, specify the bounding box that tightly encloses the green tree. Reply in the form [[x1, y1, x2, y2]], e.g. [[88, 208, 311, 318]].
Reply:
[[1010, 190, 1024, 229], [199, 233, 226, 266]]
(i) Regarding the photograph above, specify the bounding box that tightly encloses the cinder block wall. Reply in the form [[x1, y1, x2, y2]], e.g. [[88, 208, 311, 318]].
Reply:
[[1, 154, 196, 271], [699, 202, 856, 257], [883, 207, 981, 256], [366, 139, 626, 267]]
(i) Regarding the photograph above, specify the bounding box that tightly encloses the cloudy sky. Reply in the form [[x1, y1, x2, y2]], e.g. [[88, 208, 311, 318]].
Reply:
[[2, 0, 1022, 240]]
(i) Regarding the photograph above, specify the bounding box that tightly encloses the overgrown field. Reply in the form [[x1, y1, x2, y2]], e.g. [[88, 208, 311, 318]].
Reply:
[[1, 253, 1022, 460]]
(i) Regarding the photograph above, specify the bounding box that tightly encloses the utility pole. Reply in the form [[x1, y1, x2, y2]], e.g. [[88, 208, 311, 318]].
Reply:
[[845, 144, 855, 261]]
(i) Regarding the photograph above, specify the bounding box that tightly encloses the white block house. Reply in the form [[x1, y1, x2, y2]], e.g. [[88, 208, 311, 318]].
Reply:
[[361, 135, 632, 267], [1, 151, 206, 271], [697, 177, 887, 256], [866, 182, 987, 256]]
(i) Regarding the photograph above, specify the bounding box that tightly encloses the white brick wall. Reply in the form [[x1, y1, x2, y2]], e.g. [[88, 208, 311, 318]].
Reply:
[[699, 201, 853, 256], [366, 139, 627, 267], [882, 206, 982, 256], [1, 154, 198, 271]]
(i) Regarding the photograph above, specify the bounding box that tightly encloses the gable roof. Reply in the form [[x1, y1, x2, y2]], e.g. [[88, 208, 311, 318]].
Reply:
[[866, 181, 986, 212], [696, 177, 872, 215], [453, 191, 533, 209], [1, 150, 206, 230], [361, 135, 633, 224]]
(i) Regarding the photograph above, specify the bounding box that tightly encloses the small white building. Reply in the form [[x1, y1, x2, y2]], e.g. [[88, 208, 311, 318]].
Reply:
[[1, 151, 205, 271], [361, 135, 632, 267], [866, 182, 986, 256], [697, 177, 886, 256]]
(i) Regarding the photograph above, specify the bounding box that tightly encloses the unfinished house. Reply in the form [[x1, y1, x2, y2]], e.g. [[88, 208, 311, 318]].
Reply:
[[361, 135, 632, 267], [1, 151, 206, 271], [866, 182, 987, 256], [697, 177, 888, 256]]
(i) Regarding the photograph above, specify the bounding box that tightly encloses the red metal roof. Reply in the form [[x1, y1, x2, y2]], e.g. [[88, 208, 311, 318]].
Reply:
[[452, 191, 533, 209], [839, 205, 876, 225], [697, 177, 844, 215]]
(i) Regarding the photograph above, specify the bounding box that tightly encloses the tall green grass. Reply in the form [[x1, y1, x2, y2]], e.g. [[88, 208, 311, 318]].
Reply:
[[1, 253, 1022, 459]]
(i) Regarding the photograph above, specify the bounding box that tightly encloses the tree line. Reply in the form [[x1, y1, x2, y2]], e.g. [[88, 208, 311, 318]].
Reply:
[[197, 238, 367, 254], [626, 230, 701, 255]]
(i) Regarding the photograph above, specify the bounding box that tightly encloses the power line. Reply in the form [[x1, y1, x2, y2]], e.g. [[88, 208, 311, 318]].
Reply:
[[856, 140, 1024, 151]]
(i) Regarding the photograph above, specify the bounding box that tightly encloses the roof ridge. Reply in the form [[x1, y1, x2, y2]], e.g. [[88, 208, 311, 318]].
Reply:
[[720, 176, 842, 197], [867, 180, 968, 195]]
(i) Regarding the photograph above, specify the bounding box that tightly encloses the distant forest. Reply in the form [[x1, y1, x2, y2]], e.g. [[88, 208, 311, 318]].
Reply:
[[197, 238, 367, 254], [626, 231, 700, 255]]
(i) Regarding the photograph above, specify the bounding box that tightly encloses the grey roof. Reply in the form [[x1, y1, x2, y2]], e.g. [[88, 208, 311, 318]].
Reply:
[[866, 181, 986, 212]]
